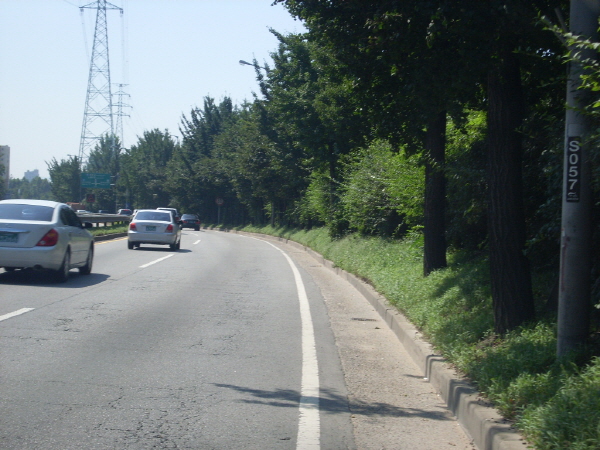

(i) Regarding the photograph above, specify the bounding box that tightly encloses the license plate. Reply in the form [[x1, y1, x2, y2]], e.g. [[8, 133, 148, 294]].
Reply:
[[146, 226, 156, 231], [0, 232, 18, 243]]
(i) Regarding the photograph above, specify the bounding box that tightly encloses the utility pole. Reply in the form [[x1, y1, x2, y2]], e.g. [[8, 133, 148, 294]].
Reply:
[[557, 0, 600, 358], [78, 0, 123, 167]]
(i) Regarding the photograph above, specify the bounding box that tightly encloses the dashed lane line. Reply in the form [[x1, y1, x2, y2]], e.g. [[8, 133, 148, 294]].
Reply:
[[0, 308, 35, 322]]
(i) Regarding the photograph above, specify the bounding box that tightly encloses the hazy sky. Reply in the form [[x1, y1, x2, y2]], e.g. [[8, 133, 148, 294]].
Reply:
[[0, 0, 305, 179]]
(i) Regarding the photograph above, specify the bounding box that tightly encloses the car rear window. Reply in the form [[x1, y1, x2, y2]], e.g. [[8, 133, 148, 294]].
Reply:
[[182, 215, 197, 219], [134, 211, 172, 221], [0, 204, 54, 222]]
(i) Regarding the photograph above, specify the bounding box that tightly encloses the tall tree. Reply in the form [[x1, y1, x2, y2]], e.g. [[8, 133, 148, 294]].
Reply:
[[433, 0, 566, 333], [121, 129, 176, 209], [85, 134, 122, 211], [47, 156, 81, 203], [277, 0, 469, 270], [8, 176, 53, 200], [279, 0, 567, 333], [169, 97, 240, 220], [0, 164, 5, 200], [255, 31, 365, 230], [213, 102, 308, 225]]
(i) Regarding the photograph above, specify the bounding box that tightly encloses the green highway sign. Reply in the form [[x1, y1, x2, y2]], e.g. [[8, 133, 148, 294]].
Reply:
[[81, 173, 111, 189]]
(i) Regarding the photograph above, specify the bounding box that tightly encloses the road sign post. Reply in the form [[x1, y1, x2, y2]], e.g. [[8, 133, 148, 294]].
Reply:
[[216, 197, 224, 224], [81, 173, 111, 189]]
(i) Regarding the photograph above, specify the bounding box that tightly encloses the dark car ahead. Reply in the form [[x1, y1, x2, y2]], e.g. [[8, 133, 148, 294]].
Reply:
[[180, 214, 201, 231]]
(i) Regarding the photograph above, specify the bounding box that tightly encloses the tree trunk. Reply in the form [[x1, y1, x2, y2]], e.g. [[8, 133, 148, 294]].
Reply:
[[423, 111, 448, 276], [487, 50, 535, 335]]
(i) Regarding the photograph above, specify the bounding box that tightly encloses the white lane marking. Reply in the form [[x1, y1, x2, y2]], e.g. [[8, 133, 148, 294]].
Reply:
[[0, 308, 35, 322], [255, 238, 320, 449], [140, 254, 174, 268], [193, 240, 201, 245]]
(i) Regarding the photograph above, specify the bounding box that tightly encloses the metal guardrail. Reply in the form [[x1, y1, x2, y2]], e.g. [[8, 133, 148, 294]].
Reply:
[[75, 212, 131, 227]]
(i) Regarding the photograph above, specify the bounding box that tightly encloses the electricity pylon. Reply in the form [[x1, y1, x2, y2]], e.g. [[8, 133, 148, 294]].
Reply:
[[114, 83, 131, 148], [78, 0, 123, 166]]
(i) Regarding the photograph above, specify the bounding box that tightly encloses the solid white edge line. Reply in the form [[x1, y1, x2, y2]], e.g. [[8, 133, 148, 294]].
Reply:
[[255, 238, 321, 449], [0, 308, 35, 322], [139, 254, 174, 268]]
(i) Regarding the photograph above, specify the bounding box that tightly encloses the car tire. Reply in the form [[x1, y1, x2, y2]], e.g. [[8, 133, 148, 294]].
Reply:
[[54, 250, 71, 283], [128, 241, 134, 250], [79, 244, 93, 275], [194, 226, 199, 231]]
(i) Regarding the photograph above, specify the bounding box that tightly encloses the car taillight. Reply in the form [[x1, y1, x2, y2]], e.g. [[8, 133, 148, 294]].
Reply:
[[36, 229, 59, 247], [166, 224, 174, 232], [129, 223, 137, 231]]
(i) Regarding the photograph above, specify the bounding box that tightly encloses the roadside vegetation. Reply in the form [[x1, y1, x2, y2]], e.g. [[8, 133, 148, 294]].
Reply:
[[90, 223, 128, 236], [5, 2, 600, 448]]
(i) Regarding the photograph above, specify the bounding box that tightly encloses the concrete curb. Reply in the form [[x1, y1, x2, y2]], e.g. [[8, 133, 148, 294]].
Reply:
[[237, 232, 529, 450]]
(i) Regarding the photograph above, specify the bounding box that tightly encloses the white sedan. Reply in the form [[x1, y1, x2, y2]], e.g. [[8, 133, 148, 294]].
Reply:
[[127, 209, 181, 250], [0, 199, 94, 282]]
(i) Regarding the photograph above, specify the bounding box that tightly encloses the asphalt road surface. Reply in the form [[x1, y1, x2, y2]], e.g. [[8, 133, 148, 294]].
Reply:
[[0, 230, 474, 450]]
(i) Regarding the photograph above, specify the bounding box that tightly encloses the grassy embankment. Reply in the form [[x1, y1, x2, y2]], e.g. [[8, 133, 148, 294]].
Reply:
[[207, 223, 599, 450], [90, 224, 129, 236]]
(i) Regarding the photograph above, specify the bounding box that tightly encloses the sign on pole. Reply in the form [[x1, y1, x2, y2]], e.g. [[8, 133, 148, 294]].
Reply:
[[81, 173, 111, 189]]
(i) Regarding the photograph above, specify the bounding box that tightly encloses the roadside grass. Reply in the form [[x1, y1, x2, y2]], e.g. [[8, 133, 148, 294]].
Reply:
[[90, 224, 128, 236], [228, 223, 600, 450]]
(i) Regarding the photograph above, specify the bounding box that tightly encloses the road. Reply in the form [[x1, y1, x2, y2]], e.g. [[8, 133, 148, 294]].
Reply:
[[0, 230, 474, 450]]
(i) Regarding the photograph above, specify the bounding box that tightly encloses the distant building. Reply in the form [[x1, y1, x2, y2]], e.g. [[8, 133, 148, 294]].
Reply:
[[0, 145, 9, 194], [24, 169, 39, 181]]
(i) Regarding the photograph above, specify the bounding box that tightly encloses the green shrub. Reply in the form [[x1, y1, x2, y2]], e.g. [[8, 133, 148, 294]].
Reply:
[[296, 170, 332, 226], [496, 371, 564, 420], [339, 140, 424, 238], [445, 111, 488, 250], [90, 224, 128, 236], [520, 358, 600, 450], [464, 324, 557, 402]]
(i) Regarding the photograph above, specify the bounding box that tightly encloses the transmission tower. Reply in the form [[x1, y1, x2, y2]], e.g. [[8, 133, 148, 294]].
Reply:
[[78, 0, 123, 166], [114, 83, 131, 148]]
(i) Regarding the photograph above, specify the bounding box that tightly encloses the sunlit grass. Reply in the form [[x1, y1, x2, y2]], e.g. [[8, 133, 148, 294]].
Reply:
[[90, 224, 128, 236]]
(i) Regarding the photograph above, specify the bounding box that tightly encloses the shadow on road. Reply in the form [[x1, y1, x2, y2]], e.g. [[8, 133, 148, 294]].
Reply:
[[0, 268, 110, 287], [213, 383, 454, 421]]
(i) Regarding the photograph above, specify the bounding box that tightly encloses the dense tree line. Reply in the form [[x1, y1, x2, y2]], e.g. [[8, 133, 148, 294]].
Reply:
[[6, 173, 52, 201], [11, 2, 599, 337]]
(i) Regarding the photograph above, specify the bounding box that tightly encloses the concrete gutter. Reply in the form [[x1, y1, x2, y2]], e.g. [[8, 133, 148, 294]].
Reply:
[[248, 232, 529, 450]]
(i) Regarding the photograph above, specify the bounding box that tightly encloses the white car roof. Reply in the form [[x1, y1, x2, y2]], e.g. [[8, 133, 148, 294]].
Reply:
[[0, 199, 62, 208]]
